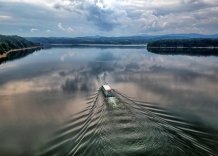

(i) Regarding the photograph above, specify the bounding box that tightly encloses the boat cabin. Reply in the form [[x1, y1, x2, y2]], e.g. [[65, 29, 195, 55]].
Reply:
[[101, 85, 114, 97]]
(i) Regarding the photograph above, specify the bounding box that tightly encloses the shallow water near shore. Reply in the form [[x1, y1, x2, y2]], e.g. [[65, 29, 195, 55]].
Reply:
[[0, 47, 218, 155]]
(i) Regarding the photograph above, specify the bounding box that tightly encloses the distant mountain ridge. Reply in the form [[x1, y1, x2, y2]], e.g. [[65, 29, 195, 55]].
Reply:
[[26, 34, 218, 45]]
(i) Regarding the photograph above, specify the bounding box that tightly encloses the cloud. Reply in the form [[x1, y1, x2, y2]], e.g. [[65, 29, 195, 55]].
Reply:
[[30, 28, 39, 32], [0, 15, 12, 21], [46, 29, 51, 33], [50, 0, 218, 33], [58, 22, 74, 33], [58, 22, 64, 30], [0, 0, 51, 8], [53, 0, 123, 31], [0, 0, 218, 36], [84, 5, 117, 31]]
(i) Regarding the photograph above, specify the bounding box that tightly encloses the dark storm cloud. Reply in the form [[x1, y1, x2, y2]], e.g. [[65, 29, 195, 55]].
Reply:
[[52, 0, 121, 31], [84, 5, 118, 31]]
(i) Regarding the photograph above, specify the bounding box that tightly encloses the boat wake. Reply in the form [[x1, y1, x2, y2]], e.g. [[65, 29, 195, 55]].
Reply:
[[38, 88, 218, 156]]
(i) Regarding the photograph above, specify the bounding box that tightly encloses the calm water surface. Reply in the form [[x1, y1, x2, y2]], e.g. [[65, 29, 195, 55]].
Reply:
[[0, 47, 218, 155]]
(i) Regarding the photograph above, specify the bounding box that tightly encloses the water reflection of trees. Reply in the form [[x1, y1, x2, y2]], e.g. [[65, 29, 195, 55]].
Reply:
[[147, 47, 218, 56], [0, 48, 41, 65]]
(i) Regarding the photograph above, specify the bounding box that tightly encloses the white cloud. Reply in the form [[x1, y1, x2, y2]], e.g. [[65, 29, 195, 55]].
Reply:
[[58, 22, 64, 30], [0, 0, 52, 8], [0, 15, 12, 21], [58, 22, 74, 33], [46, 29, 51, 33], [30, 28, 39, 32]]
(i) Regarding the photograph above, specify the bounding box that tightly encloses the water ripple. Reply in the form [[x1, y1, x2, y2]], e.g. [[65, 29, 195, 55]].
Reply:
[[39, 89, 218, 156]]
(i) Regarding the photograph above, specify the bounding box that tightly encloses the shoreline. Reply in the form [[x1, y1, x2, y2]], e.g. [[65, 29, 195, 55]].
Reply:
[[49, 43, 146, 46], [0, 46, 41, 59], [147, 47, 218, 49]]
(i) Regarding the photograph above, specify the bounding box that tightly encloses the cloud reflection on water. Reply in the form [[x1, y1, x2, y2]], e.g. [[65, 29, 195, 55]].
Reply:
[[0, 47, 218, 155]]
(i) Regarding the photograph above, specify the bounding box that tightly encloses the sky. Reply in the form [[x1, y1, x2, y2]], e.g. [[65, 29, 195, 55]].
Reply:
[[0, 0, 218, 37]]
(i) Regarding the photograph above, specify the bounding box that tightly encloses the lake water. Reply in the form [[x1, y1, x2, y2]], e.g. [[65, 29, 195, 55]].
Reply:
[[0, 47, 218, 155]]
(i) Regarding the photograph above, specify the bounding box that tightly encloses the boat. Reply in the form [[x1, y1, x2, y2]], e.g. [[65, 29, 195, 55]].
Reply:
[[101, 85, 114, 97]]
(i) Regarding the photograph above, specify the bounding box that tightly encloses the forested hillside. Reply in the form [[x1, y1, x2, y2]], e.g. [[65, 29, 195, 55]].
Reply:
[[0, 35, 37, 54]]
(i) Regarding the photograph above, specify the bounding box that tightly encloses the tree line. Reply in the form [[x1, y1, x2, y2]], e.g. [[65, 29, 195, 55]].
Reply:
[[0, 35, 37, 54], [147, 38, 218, 48]]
